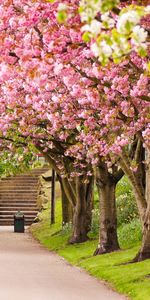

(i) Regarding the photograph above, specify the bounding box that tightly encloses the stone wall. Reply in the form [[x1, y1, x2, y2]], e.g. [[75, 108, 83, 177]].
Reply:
[[36, 170, 52, 211]]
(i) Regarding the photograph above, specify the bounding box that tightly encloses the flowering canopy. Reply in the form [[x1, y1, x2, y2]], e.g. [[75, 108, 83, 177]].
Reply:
[[79, 0, 150, 64], [0, 0, 149, 175], [57, 0, 150, 65]]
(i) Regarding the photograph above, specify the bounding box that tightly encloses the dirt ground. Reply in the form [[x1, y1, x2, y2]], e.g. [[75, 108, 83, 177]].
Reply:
[[0, 226, 127, 300]]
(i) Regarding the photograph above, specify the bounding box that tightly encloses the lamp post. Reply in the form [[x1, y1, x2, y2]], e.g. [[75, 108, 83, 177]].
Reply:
[[51, 169, 56, 224]]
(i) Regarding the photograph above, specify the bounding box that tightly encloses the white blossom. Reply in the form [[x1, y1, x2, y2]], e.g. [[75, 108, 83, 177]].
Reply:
[[101, 12, 115, 28], [117, 11, 141, 34], [57, 3, 68, 12], [112, 37, 130, 56], [79, 0, 102, 22], [100, 41, 112, 57], [91, 40, 112, 60], [145, 6, 150, 14], [81, 19, 101, 35], [132, 25, 148, 45], [91, 42, 100, 57]]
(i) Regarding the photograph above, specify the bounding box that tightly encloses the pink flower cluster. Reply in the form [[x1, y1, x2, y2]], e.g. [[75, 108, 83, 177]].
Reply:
[[0, 0, 149, 174]]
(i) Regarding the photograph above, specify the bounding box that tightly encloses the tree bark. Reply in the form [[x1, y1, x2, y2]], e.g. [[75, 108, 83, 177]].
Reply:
[[119, 149, 146, 222], [58, 176, 73, 224], [94, 164, 121, 255], [69, 175, 94, 244], [133, 148, 150, 262], [37, 146, 94, 243], [133, 208, 150, 262]]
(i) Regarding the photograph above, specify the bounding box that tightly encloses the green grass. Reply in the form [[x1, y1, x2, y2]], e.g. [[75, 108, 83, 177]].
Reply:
[[30, 200, 150, 300]]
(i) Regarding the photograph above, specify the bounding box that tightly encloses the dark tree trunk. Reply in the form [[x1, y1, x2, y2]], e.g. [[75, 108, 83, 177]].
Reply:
[[40, 150, 94, 243], [94, 180, 120, 255], [57, 175, 73, 225], [134, 214, 150, 262], [94, 163, 122, 255], [51, 169, 55, 224], [61, 181, 73, 224], [69, 175, 94, 244], [133, 148, 150, 262]]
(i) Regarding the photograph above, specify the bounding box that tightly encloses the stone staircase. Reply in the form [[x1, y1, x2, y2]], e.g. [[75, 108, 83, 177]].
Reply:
[[0, 167, 49, 226]]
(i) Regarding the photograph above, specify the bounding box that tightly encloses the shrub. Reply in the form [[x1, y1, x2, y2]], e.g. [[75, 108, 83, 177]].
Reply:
[[117, 191, 139, 226], [118, 219, 142, 249], [116, 177, 139, 226], [116, 175, 132, 197], [60, 222, 72, 235], [91, 208, 100, 235]]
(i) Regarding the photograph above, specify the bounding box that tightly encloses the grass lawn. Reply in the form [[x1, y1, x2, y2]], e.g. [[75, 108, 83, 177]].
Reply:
[[30, 200, 150, 300]]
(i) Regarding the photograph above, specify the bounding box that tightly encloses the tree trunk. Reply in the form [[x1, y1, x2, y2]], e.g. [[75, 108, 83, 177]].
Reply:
[[94, 163, 122, 255], [94, 179, 120, 255], [69, 175, 94, 244], [60, 178, 73, 224], [39, 150, 94, 243], [119, 150, 146, 223], [133, 148, 150, 262], [134, 209, 150, 262], [57, 175, 73, 224]]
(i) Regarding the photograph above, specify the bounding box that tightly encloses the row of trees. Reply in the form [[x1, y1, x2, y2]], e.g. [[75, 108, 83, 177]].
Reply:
[[0, 0, 149, 261]]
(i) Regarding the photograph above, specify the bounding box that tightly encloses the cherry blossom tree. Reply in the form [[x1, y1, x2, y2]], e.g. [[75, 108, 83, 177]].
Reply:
[[57, 0, 150, 259], [0, 0, 149, 259]]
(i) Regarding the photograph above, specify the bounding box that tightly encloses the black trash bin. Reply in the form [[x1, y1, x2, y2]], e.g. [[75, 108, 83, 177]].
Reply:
[[14, 211, 25, 233]]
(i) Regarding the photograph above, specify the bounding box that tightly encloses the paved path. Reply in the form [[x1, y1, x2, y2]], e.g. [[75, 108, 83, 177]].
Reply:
[[0, 227, 127, 300]]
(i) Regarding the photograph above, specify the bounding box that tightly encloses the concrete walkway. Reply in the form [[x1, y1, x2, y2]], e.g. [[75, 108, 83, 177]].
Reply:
[[0, 227, 127, 300]]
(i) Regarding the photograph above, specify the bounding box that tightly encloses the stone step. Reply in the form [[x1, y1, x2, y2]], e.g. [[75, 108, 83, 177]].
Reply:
[[3, 172, 49, 179], [2, 176, 39, 180], [0, 199, 37, 203], [0, 185, 37, 193], [0, 193, 37, 196], [0, 219, 35, 225], [2, 176, 46, 182], [1, 206, 38, 210], [0, 199, 36, 203], [0, 207, 38, 211], [0, 195, 37, 199], [0, 212, 38, 217], [0, 211, 37, 216], [0, 185, 38, 189], [0, 191, 37, 194], [0, 214, 37, 219], [0, 167, 50, 226], [0, 199, 36, 202]]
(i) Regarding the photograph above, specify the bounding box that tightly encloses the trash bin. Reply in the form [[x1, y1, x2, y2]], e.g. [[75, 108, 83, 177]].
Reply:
[[14, 211, 25, 233]]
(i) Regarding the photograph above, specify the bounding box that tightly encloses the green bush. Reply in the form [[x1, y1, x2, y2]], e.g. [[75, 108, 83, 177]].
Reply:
[[117, 191, 139, 226], [91, 208, 100, 235], [116, 176, 139, 226], [116, 175, 132, 197], [61, 222, 72, 235], [118, 219, 142, 249], [94, 185, 99, 208]]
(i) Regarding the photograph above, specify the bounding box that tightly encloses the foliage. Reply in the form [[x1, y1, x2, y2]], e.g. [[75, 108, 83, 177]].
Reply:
[[91, 208, 100, 235], [61, 222, 72, 235], [117, 192, 139, 226], [116, 175, 133, 197], [116, 176, 139, 226], [93, 184, 99, 208], [118, 219, 142, 249], [0, 149, 35, 177]]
